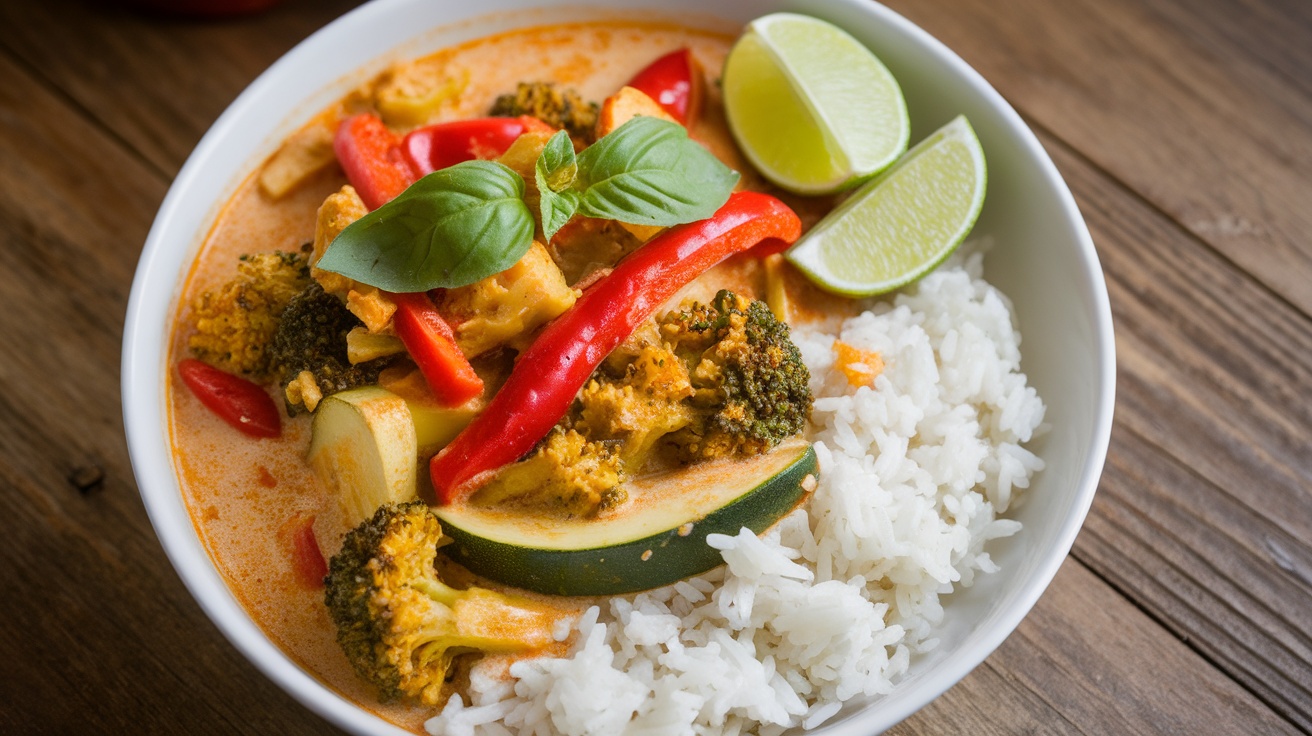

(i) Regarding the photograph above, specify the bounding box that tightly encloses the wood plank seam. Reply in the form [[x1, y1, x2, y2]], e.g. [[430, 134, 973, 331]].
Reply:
[[1099, 424, 1312, 677], [1091, 425, 1312, 718], [1074, 525, 1312, 733], [981, 653, 1091, 734]]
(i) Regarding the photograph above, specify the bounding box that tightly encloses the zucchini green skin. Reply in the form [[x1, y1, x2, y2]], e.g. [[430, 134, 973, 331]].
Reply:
[[435, 443, 817, 596]]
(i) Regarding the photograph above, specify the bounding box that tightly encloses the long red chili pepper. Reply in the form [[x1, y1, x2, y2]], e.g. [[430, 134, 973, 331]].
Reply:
[[429, 191, 801, 504], [332, 116, 488, 406]]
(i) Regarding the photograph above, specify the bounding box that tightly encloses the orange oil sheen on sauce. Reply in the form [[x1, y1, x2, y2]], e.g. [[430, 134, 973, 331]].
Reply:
[[164, 21, 777, 733]]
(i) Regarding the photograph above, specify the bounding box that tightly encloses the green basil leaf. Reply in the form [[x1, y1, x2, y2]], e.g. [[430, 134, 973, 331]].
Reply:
[[537, 130, 578, 193], [539, 187, 580, 242], [316, 160, 535, 292], [535, 131, 581, 240], [573, 116, 739, 227]]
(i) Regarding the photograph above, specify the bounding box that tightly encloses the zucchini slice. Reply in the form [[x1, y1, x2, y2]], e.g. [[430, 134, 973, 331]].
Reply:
[[308, 387, 479, 531], [308, 387, 419, 530], [435, 438, 817, 596]]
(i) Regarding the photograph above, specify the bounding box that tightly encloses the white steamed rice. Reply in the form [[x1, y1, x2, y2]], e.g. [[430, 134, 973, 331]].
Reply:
[[426, 249, 1047, 736]]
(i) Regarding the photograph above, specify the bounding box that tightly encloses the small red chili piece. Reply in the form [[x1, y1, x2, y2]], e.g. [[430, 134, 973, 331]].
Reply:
[[626, 48, 703, 126], [285, 513, 327, 589], [177, 358, 281, 438]]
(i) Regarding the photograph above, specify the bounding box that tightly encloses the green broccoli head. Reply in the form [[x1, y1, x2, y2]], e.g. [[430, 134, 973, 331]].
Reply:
[[489, 81, 599, 144], [187, 249, 311, 378], [324, 502, 565, 705], [471, 427, 627, 517], [267, 282, 395, 412], [659, 290, 812, 460]]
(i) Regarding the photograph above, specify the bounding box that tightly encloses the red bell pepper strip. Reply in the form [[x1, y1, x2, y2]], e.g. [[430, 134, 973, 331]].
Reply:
[[334, 114, 417, 210], [429, 191, 801, 504], [402, 116, 555, 176], [627, 48, 703, 126], [333, 116, 486, 406], [177, 358, 281, 438], [286, 513, 328, 589], [390, 292, 484, 406]]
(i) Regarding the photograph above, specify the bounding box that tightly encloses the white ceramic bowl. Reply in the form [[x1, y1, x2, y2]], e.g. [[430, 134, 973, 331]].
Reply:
[[122, 0, 1115, 733]]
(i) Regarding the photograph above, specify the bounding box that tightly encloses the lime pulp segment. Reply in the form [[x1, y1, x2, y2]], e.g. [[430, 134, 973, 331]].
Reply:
[[722, 13, 909, 195], [722, 31, 845, 192], [751, 13, 909, 178], [785, 115, 987, 297]]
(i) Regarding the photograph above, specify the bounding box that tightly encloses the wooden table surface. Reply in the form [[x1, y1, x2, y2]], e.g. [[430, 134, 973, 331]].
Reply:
[[2, 0, 1308, 733]]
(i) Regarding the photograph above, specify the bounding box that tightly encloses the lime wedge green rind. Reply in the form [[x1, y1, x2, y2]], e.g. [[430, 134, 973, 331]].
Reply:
[[785, 115, 987, 297], [722, 13, 910, 195]]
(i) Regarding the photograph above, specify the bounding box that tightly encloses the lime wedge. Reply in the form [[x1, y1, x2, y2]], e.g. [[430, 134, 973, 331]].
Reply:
[[722, 12, 909, 195], [785, 115, 987, 297]]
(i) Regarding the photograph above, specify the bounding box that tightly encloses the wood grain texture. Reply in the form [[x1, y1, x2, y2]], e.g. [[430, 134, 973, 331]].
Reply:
[[1086, 425, 1312, 730], [0, 0, 1308, 733], [0, 0, 361, 177], [1031, 75, 1312, 732], [894, 561, 1302, 736], [1049, 130, 1312, 535], [884, 0, 1312, 316], [0, 42, 340, 736]]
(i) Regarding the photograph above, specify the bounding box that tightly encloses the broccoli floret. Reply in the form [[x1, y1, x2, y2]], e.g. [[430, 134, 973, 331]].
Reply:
[[576, 343, 695, 471], [471, 428, 626, 517], [267, 282, 396, 412], [490, 81, 598, 144], [659, 290, 812, 460], [188, 250, 311, 378], [325, 502, 565, 705]]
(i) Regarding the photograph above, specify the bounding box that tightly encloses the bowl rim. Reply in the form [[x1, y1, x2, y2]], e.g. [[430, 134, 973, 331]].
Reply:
[[121, 1, 1115, 734]]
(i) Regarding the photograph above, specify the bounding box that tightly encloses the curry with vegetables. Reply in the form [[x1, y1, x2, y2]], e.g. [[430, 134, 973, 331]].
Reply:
[[169, 20, 844, 731]]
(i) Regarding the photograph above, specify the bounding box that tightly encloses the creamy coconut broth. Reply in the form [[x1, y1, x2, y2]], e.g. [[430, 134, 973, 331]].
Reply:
[[168, 21, 844, 732]]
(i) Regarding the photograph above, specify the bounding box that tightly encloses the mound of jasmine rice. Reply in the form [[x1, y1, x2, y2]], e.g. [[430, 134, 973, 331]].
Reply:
[[426, 251, 1046, 736]]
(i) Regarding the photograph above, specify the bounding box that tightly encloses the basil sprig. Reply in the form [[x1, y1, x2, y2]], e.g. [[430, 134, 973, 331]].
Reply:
[[537, 118, 739, 239], [317, 160, 535, 293], [535, 130, 582, 240], [319, 117, 738, 292]]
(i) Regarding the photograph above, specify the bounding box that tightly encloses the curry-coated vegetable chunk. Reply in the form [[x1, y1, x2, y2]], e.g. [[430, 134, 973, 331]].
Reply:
[[494, 129, 554, 224], [576, 291, 812, 467], [437, 240, 577, 357], [187, 250, 311, 378], [470, 427, 625, 517], [324, 502, 566, 706], [594, 85, 677, 138], [373, 59, 468, 127], [310, 185, 369, 298], [546, 216, 645, 286], [310, 186, 402, 335], [307, 186, 397, 330], [564, 291, 812, 475], [576, 342, 696, 471]]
